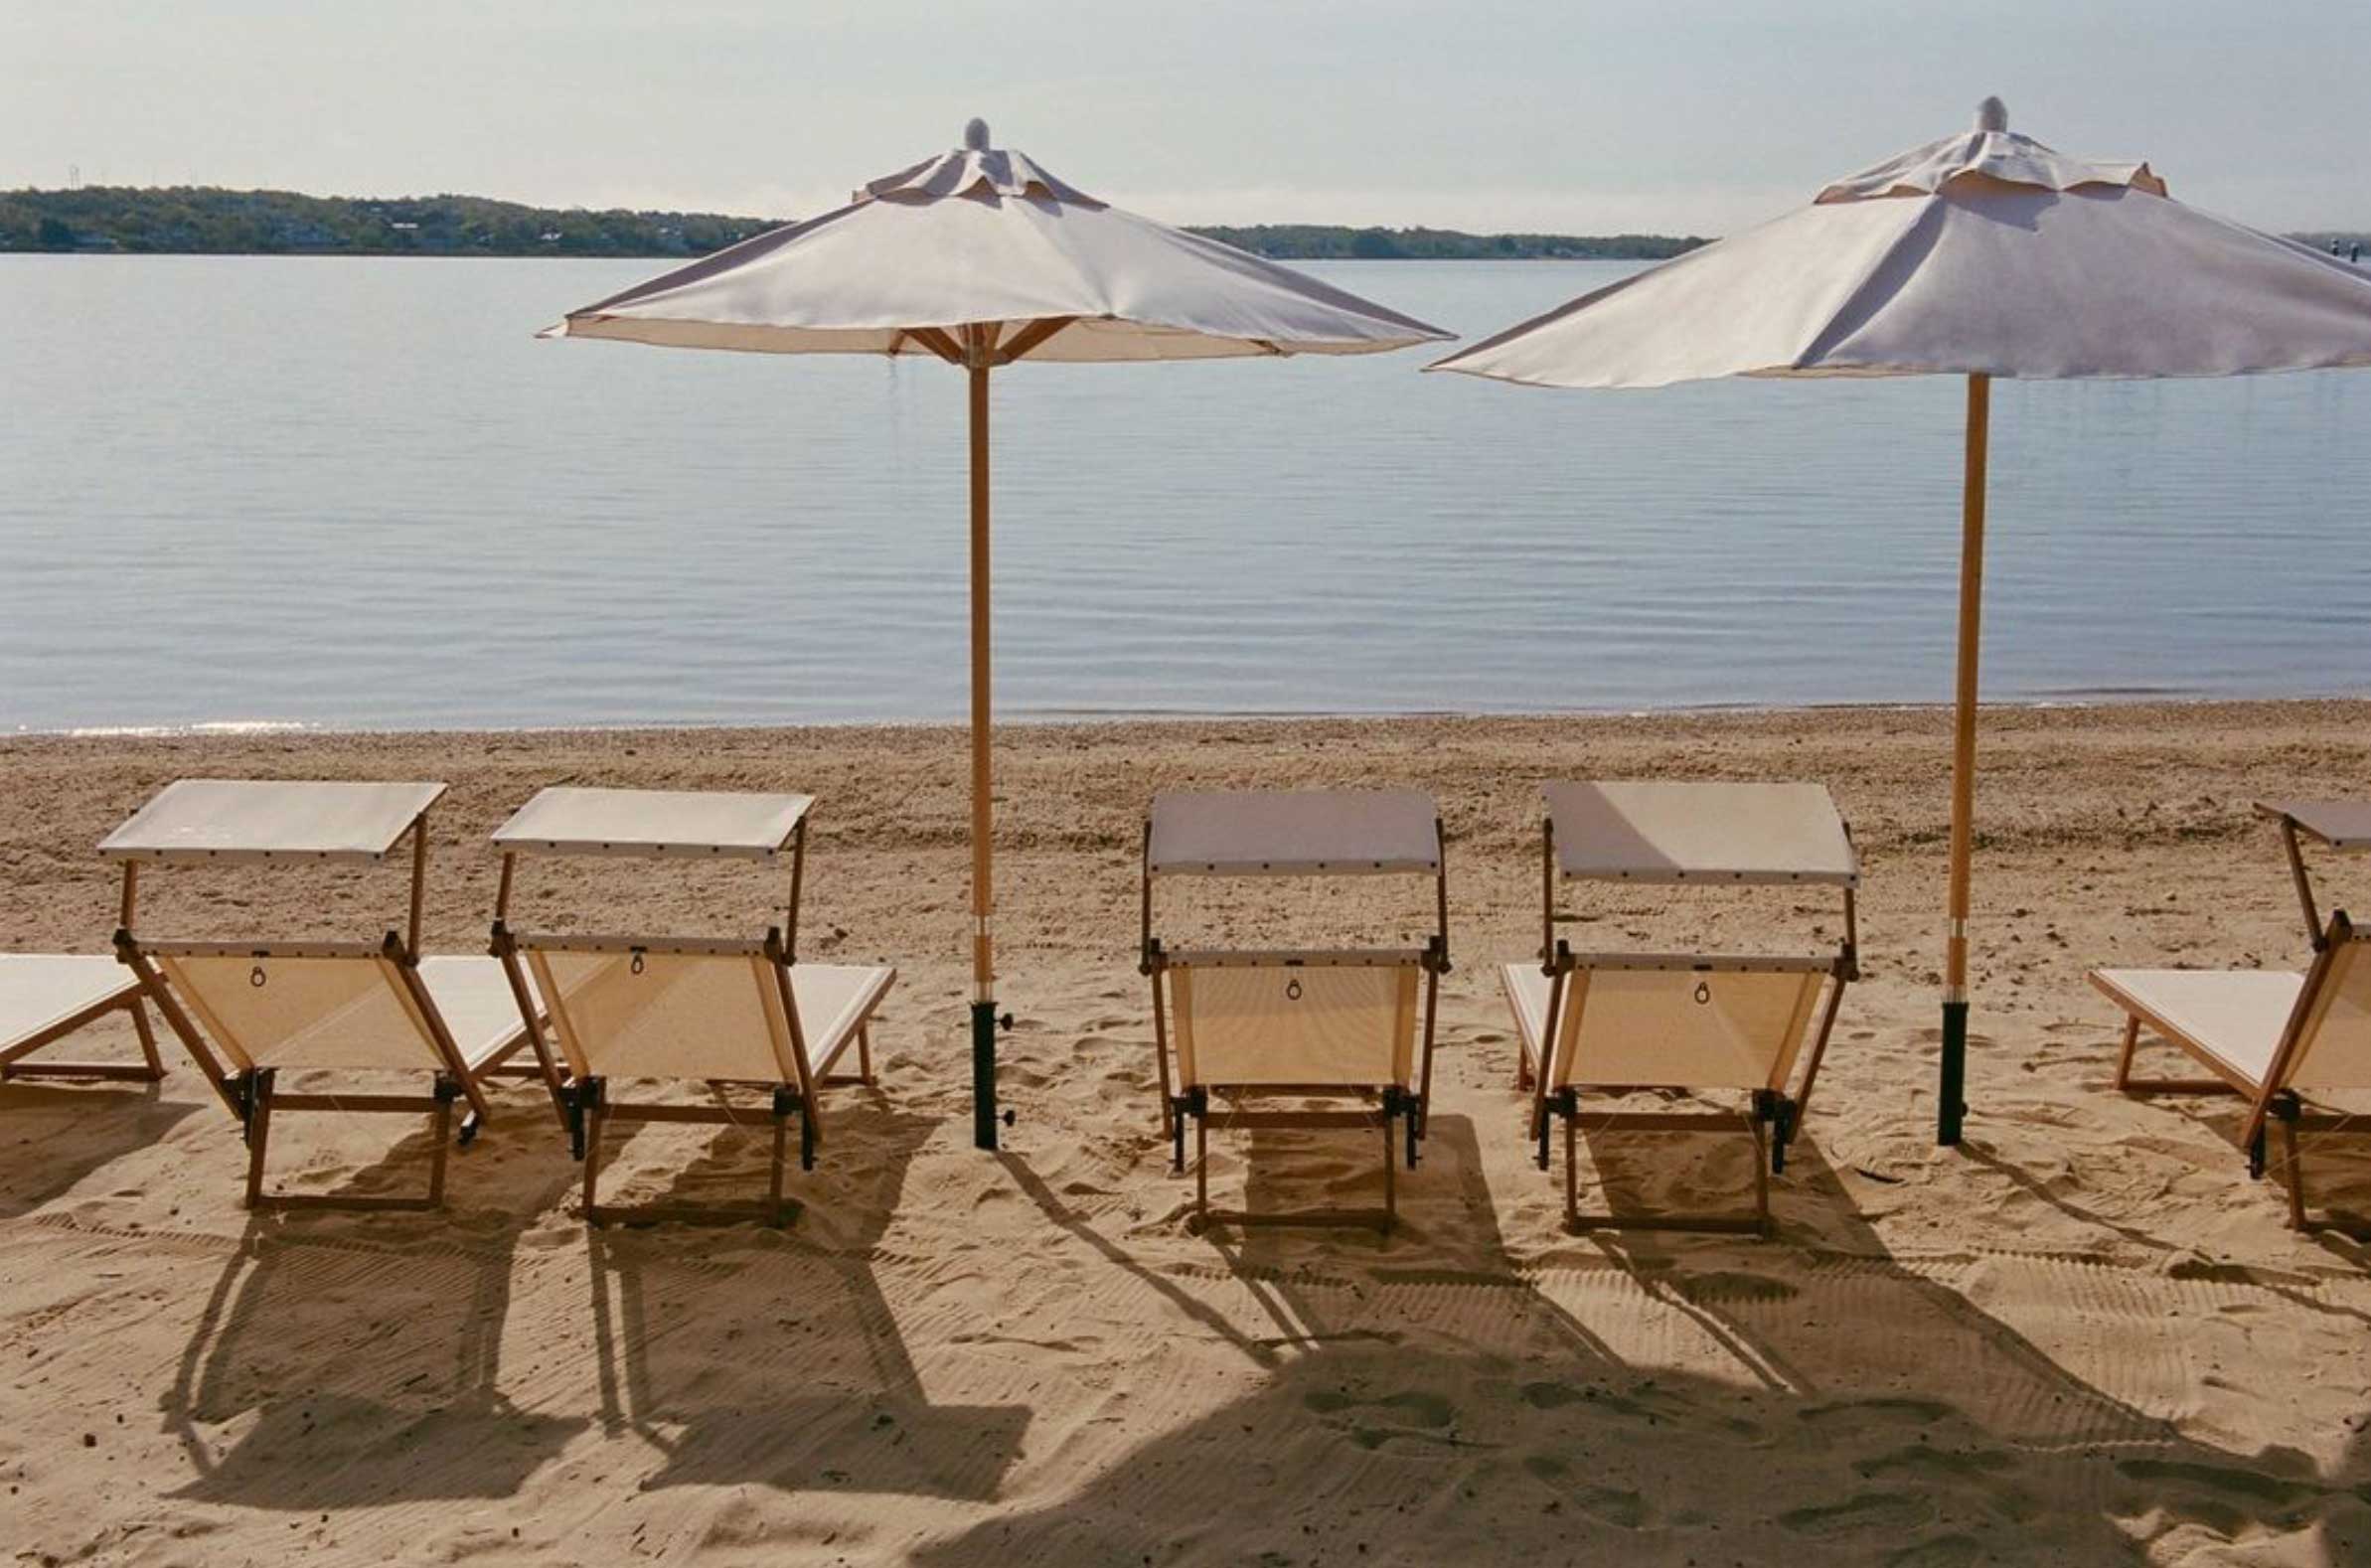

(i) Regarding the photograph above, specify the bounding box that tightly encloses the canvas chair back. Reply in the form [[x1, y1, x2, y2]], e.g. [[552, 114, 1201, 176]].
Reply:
[[2273, 931, 2371, 1093], [1169, 955, 1418, 1091], [1546, 958, 1831, 1093], [156, 944, 462, 1075], [523, 940, 804, 1086]]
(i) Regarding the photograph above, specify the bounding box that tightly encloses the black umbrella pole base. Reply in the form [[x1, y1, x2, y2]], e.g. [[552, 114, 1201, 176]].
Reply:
[[972, 1000, 1000, 1152], [1938, 1000, 1969, 1146]]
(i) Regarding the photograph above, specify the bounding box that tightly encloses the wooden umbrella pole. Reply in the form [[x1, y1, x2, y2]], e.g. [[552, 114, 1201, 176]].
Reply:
[[1939, 371, 1990, 1147], [968, 332, 1002, 1151]]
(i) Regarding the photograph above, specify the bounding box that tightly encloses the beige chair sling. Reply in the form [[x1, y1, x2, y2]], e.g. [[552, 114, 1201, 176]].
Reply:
[[2093, 908, 2371, 1230], [489, 787, 895, 1227], [0, 954, 162, 1086], [1505, 781, 1857, 1235], [1143, 790, 1448, 1235], [102, 780, 553, 1211]]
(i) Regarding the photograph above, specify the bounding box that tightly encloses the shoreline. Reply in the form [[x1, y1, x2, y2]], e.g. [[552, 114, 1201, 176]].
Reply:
[[11, 690, 2368, 744]]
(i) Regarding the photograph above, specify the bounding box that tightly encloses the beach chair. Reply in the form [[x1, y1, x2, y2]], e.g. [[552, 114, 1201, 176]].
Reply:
[[0, 954, 163, 1085], [1502, 781, 1858, 1235], [488, 786, 895, 1227], [1141, 789, 1449, 1235], [2093, 903, 2371, 1231], [103, 779, 557, 1211]]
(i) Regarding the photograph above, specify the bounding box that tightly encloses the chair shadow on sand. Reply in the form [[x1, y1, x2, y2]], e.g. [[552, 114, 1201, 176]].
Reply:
[[581, 1093, 1028, 1502], [0, 1080, 201, 1220], [163, 1123, 587, 1509], [925, 1110, 2371, 1562]]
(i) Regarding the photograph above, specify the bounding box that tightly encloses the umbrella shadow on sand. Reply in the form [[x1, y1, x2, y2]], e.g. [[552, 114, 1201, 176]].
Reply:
[[929, 1112, 2370, 1563], [581, 1095, 1028, 1501], [0, 1080, 201, 1220], [163, 1127, 586, 1509]]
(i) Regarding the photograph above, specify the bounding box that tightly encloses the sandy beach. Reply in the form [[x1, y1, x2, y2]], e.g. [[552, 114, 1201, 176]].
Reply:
[[4, 700, 2370, 1565]]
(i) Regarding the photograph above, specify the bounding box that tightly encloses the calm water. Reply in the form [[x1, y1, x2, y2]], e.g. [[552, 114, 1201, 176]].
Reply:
[[4, 254, 2368, 731]]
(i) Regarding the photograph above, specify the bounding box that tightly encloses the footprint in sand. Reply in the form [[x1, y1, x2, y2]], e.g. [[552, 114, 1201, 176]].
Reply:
[[1777, 1489, 1937, 1538], [1517, 1380, 1588, 1410], [1302, 1387, 1459, 1451], [1799, 1395, 1955, 1427]]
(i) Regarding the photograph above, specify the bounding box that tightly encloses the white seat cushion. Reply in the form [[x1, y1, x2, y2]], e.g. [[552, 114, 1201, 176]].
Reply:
[[1501, 962, 1552, 1073], [790, 965, 895, 1077], [417, 956, 538, 1073], [0, 954, 135, 1046], [2091, 968, 2302, 1090]]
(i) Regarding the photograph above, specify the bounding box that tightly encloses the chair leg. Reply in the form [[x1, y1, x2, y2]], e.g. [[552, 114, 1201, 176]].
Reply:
[[768, 1100, 790, 1225], [1381, 1102, 1396, 1236], [1562, 1101, 1579, 1231], [581, 1086, 608, 1228], [128, 999, 165, 1080], [855, 1024, 873, 1087], [241, 1069, 274, 1210], [2113, 1015, 2140, 1090], [1150, 971, 1176, 1141], [2277, 1107, 2308, 1230], [1750, 1111, 1772, 1237], [532, 1031, 571, 1134], [426, 1076, 456, 1208], [1193, 1107, 1208, 1231]]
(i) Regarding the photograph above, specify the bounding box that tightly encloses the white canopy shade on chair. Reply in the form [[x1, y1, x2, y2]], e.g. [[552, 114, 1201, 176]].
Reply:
[[1431, 98, 2371, 1145], [545, 119, 1450, 1150]]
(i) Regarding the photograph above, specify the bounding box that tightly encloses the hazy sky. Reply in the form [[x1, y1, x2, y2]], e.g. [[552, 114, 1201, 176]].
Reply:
[[5, 1, 2364, 235]]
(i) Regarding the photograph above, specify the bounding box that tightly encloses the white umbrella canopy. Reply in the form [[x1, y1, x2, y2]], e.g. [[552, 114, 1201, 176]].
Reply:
[[545, 120, 1450, 1152], [1436, 100, 2371, 387], [546, 121, 1445, 361], [1432, 99, 2371, 1147]]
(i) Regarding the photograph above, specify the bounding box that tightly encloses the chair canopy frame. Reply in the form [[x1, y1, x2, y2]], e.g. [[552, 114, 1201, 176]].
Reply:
[[107, 783, 449, 1110], [1139, 790, 1451, 1236], [98, 778, 530, 1210], [1521, 781, 1860, 1231], [487, 786, 886, 1228]]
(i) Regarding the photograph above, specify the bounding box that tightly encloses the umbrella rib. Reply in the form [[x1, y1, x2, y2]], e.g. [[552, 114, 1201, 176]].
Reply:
[[994, 315, 1079, 364], [903, 327, 967, 365]]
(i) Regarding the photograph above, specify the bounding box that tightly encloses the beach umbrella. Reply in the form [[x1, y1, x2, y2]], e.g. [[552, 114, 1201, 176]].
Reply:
[[544, 119, 1450, 1151], [1430, 99, 2371, 1146]]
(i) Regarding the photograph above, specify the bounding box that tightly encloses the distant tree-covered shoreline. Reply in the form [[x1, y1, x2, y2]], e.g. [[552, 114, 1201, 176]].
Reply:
[[1187, 225, 1704, 260], [7, 186, 2355, 264], [0, 187, 767, 257], [0, 185, 1707, 261]]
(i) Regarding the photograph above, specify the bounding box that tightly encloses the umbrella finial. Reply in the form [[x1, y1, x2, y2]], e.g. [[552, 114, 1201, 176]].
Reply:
[[1976, 96, 2007, 133], [963, 117, 991, 151]]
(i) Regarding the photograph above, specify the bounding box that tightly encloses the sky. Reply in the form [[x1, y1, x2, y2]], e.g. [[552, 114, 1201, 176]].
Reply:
[[5, 1, 2366, 236]]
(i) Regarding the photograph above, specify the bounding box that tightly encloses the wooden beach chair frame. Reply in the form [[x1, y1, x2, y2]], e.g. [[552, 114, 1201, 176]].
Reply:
[[0, 955, 164, 1085], [2094, 908, 2371, 1231], [102, 780, 557, 1212], [1510, 781, 1859, 1236], [1140, 789, 1450, 1236], [1508, 950, 1851, 1236], [487, 787, 893, 1228]]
